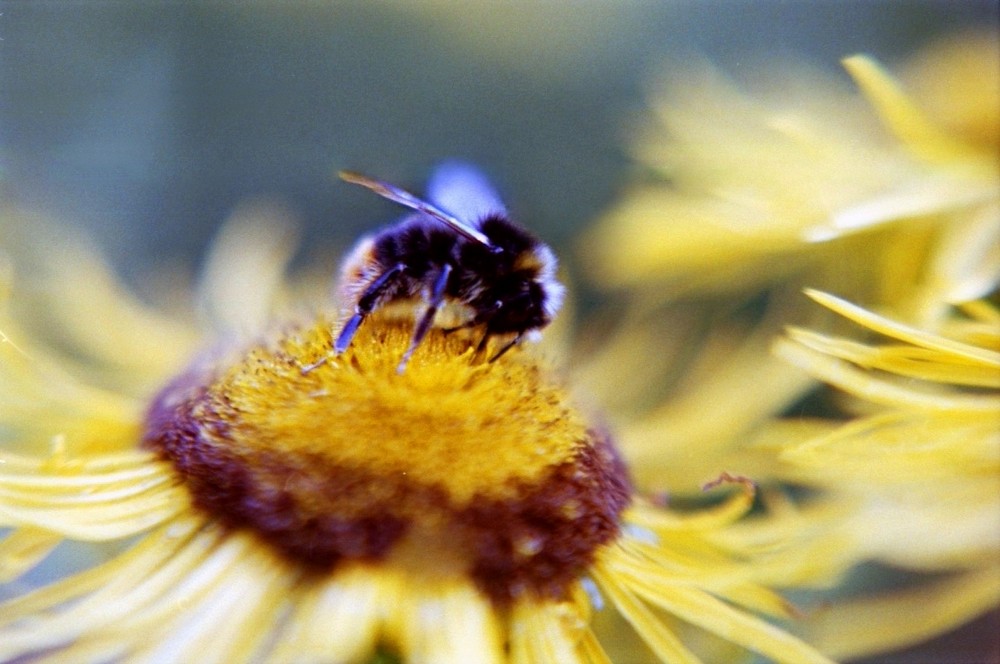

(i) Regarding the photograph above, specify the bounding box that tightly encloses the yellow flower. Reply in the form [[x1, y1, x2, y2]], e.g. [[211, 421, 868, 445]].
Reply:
[[767, 290, 1000, 660], [574, 28, 998, 508], [900, 30, 1000, 151], [0, 212, 832, 663], [571, 31, 999, 660], [581, 31, 998, 324]]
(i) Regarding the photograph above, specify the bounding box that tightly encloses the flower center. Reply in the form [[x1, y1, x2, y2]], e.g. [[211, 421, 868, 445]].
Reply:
[[143, 314, 630, 604]]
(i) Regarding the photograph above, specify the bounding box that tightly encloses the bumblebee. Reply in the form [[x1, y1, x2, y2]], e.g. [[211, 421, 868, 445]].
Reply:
[[333, 162, 564, 372]]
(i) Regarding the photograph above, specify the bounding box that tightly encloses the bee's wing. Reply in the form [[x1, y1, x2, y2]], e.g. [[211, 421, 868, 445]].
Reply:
[[426, 161, 506, 229], [339, 170, 493, 247]]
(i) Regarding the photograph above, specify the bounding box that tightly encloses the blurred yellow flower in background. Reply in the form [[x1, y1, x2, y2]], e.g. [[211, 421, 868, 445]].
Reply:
[[581, 32, 998, 322], [571, 28, 998, 662], [769, 290, 1000, 660]]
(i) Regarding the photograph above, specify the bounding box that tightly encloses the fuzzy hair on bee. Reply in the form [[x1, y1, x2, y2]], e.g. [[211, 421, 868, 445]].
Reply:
[[331, 162, 564, 373]]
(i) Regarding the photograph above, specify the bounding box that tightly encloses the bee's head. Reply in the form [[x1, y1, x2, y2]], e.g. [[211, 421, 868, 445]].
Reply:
[[480, 242, 565, 334], [477, 216, 537, 256], [520, 244, 565, 326]]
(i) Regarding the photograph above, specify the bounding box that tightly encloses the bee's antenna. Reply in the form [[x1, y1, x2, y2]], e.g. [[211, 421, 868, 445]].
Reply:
[[339, 170, 497, 250]]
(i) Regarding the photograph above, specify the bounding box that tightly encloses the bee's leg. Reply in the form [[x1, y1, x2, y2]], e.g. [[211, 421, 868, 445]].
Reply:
[[440, 321, 476, 335], [397, 263, 453, 373], [476, 329, 491, 353], [444, 300, 500, 336], [334, 263, 406, 354], [468, 301, 505, 353], [332, 314, 365, 354], [488, 333, 523, 362]]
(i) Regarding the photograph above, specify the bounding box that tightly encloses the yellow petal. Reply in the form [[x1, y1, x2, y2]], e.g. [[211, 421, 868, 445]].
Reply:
[[842, 54, 977, 165], [591, 560, 703, 664], [0, 528, 63, 583], [196, 199, 299, 335], [774, 336, 998, 413], [803, 289, 1000, 365], [800, 567, 1000, 660]]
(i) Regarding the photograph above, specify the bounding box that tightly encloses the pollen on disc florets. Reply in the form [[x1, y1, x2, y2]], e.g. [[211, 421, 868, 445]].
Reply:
[[143, 313, 631, 605]]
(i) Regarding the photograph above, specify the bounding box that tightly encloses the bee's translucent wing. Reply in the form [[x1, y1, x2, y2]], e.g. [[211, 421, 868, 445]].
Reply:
[[339, 170, 493, 247], [426, 161, 506, 229]]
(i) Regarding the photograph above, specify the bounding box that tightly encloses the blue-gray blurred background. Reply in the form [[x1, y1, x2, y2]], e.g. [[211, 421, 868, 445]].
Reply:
[[1, 1, 995, 284]]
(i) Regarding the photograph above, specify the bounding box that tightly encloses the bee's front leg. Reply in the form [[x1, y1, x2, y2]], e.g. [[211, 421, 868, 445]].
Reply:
[[333, 262, 407, 354]]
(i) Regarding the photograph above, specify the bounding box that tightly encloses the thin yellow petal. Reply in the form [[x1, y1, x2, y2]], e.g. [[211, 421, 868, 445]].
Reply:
[[0, 518, 203, 654], [510, 598, 586, 664], [621, 337, 812, 492], [784, 327, 1000, 388], [784, 411, 999, 474], [842, 54, 976, 164], [36, 637, 130, 663], [578, 629, 614, 664], [610, 538, 795, 620], [774, 336, 999, 413], [396, 580, 504, 664], [0, 528, 62, 582], [960, 299, 1000, 324], [0, 464, 173, 507], [591, 559, 703, 664], [0, 449, 160, 473], [3, 217, 201, 379], [626, 485, 755, 533], [817, 172, 994, 243], [804, 289, 1000, 366], [271, 566, 384, 663], [196, 201, 299, 335], [0, 483, 190, 539], [618, 573, 834, 664], [134, 544, 289, 664], [802, 567, 1000, 660]]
